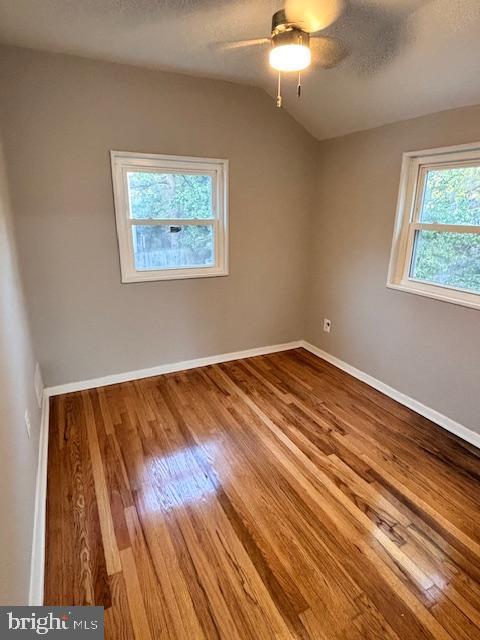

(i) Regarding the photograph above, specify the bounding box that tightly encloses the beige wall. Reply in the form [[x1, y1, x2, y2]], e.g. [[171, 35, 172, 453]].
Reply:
[[305, 105, 480, 433], [0, 45, 478, 435], [0, 136, 41, 604], [0, 46, 317, 386]]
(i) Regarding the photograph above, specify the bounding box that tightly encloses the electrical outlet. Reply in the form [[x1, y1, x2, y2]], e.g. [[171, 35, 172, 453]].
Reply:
[[25, 410, 32, 438], [323, 318, 332, 333]]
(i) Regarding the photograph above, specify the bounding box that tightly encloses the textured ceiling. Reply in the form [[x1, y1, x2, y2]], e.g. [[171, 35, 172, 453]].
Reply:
[[0, 0, 479, 139]]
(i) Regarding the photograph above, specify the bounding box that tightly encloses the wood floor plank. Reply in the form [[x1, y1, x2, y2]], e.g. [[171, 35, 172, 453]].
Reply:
[[124, 504, 184, 640], [45, 348, 480, 639], [120, 547, 153, 640], [45, 393, 111, 606], [105, 572, 134, 640], [82, 391, 122, 576], [133, 487, 207, 639]]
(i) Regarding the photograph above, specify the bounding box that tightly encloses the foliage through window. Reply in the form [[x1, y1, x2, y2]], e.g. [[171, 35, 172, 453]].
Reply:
[[111, 152, 228, 282], [388, 144, 480, 310]]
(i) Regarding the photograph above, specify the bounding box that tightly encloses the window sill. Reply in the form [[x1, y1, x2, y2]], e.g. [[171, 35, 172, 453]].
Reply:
[[386, 280, 480, 311], [121, 267, 229, 283]]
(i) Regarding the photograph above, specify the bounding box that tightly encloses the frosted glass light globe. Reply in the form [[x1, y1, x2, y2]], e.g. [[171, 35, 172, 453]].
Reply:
[[269, 44, 311, 72]]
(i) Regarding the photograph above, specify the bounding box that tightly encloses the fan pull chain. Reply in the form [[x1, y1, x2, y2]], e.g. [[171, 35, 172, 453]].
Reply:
[[275, 70, 303, 107]]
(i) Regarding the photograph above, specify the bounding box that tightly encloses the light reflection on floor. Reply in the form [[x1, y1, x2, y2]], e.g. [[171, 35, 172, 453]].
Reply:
[[146, 442, 221, 510]]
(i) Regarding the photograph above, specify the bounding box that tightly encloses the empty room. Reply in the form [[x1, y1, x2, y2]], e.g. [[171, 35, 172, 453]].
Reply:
[[0, 0, 479, 638]]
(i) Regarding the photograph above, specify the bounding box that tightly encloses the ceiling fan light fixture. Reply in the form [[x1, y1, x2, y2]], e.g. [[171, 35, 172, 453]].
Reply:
[[269, 26, 311, 73], [269, 43, 311, 72]]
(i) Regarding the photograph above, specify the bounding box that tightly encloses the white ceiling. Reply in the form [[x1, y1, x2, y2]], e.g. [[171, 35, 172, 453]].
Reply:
[[0, 0, 479, 139]]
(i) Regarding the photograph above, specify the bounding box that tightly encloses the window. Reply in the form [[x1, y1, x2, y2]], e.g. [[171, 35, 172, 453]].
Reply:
[[387, 143, 480, 310], [110, 151, 228, 282]]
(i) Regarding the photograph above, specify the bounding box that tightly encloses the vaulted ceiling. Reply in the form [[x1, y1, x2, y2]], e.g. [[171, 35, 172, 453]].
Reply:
[[0, 0, 479, 139]]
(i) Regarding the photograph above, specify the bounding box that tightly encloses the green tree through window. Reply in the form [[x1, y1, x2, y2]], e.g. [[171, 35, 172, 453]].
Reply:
[[411, 166, 480, 293], [127, 172, 214, 269]]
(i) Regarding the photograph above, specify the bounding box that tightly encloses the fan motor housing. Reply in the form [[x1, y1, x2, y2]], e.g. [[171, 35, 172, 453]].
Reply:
[[271, 27, 310, 50]]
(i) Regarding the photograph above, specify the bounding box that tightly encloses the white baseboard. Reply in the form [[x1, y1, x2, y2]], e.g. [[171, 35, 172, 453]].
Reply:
[[29, 393, 50, 605], [46, 341, 303, 397], [301, 340, 480, 450], [45, 337, 480, 447]]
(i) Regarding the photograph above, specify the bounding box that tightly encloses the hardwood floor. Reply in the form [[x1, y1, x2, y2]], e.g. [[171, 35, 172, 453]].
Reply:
[[44, 348, 480, 639]]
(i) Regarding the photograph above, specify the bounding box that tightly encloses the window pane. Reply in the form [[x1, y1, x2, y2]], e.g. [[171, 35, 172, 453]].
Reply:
[[127, 172, 213, 220], [410, 230, 480, 293], [420, 165, 480, 225], [132, 225, 215, 271]]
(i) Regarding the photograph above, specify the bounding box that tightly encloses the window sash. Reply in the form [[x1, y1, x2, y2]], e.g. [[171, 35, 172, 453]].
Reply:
[[402, 223, 480, 284], [413, 162, 480, 226], [406, 274, 479, 298], [124, 167, 217, 222], [128, 219, 220, 273]]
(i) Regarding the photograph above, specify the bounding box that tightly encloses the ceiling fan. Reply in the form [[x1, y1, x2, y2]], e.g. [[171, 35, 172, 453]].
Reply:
[[220, 0, 347, 107]]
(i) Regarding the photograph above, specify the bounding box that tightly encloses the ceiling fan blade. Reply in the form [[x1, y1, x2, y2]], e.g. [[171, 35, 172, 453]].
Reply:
[[310, 36, 348, 68], [214, 38, 270, 51], [285, 0, 345, 33]]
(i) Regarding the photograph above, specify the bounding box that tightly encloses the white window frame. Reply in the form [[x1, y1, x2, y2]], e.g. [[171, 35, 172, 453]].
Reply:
[[387, 141, 480, 310], [110, 151, 229, 283]]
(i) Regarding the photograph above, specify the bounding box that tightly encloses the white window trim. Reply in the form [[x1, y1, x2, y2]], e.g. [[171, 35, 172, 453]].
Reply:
[[110, 151, 229, 283], [387, 141, 480, 311]]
